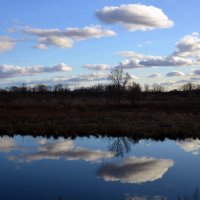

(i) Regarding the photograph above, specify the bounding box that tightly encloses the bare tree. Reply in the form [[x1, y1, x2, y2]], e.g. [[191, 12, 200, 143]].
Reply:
[[109, 68, 131, 103], [152, 83, 165, 92], [180, 82, 195, 92]]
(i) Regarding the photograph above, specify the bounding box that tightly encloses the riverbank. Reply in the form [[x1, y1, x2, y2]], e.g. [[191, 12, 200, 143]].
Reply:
[[0, 93, 200, 139]]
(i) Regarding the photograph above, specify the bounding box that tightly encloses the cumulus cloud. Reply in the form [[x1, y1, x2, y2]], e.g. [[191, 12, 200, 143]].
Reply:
[[114, 56, 192, 69], [0, 137, 17, 152], [177, 139, 200, 155], [0, 37, 16, 52], [166, 71, 185, 77], [84, 64, 111, 71], [139, 56, 193, 67], [51, 63, 72, 72], [23, 25, 116, 48], [115, 33, 200, 69], [114, 51, 158, 69], [0, 63, 72, 79], [8, 139, 113, 163], [96, 4, 174, 31], [115, 59, 143, 69], [38, 36, 73, 48], [174, 32, 200, 58], [147, 73, 161, 78], [97, 156, 174, 184]]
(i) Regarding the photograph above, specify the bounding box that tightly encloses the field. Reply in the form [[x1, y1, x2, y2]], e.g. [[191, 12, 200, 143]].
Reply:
[[1, 91, 200, 140]]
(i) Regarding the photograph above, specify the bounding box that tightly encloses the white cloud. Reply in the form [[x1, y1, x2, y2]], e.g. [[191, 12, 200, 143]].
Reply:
[[38, 36, 73, 48], [147, 73, 161, 78], [174, 32, 200, 58], [63, 26, 116, 41], [52, 63, 72, 72], [0, 63, 72, 79], [96, 4, 174, 31], [0, 37, 16, 52], [84, 64, 111, 71], [23, 25, 116, 49], [115, 51, 164, 61], [97, 156, 174, 184], [139, 56, 193, 67], [67, 72, 109, 82], [166, 71, 185, 77], [115, 33, 200, 69], [114, 51, 159, 69], [8, 139, 113, 163], [177, 139, 200, 155], [114, 55, 192, 69], [115, 59, 143, 69]]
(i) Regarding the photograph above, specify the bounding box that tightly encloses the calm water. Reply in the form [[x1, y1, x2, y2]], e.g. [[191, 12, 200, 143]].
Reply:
[[0, 135, 200, 200]]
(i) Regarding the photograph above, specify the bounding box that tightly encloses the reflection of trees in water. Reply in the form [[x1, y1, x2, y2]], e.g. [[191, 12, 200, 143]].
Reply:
[[108, 137, 139, 157], [178, 188, 200, 200]]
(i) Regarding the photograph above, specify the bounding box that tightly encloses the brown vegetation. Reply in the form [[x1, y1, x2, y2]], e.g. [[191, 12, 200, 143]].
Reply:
[[0, 82, 200, 140]]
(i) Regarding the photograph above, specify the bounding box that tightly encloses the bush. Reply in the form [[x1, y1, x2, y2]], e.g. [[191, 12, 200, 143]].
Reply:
[[127, 82, 142, 106]]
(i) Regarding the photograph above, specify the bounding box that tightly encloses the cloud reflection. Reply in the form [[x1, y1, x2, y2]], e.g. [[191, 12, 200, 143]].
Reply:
[[8, 139, 113, 163], [0, 137, 17, 152], [126, 196, 166, 200], [97, 156, 174, 184], [127, 197, 147, 200], [177, 139, 200, 155]]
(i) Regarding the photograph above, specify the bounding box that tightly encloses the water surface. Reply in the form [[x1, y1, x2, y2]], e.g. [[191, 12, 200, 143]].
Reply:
[[0, 135, 200, 200]]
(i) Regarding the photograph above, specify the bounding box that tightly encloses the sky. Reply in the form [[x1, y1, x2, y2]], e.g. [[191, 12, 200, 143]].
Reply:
[[1, 0, 200, 89]]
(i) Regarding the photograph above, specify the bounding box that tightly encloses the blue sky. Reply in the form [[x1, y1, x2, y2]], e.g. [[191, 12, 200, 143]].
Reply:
[[0, 0, 200, 89]]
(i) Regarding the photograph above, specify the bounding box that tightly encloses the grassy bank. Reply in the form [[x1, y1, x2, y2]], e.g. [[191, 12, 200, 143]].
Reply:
[[0, 92, 200, 139]]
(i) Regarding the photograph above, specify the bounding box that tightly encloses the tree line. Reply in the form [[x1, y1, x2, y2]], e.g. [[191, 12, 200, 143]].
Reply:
[[0, 68, 200, 105]]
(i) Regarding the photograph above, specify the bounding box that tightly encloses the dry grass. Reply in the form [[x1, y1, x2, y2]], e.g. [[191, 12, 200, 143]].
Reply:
[[0, 93, 200, 139]]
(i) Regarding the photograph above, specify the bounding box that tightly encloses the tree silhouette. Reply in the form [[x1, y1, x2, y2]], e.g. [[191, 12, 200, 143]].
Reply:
[[109, 68, 131, 103]]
